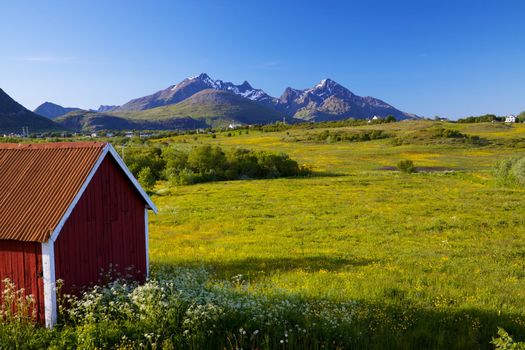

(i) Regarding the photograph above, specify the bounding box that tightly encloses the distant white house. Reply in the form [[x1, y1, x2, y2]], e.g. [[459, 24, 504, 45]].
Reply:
[[505, 115, 517, 123], [228, 123, 242, 129], [368, 116, 381, 123], [90, 133, 98, 138]]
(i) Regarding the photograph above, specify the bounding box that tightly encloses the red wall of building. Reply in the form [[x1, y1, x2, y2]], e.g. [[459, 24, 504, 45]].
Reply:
[[54, 155, 147, 295], [0, 241, 45, 322]]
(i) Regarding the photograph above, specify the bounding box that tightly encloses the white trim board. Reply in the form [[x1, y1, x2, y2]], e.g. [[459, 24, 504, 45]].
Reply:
[[41, 241, 57, 328], [49, 145, 110, 242], [145, 208, 149, 278], [107, 144, 158, 213]]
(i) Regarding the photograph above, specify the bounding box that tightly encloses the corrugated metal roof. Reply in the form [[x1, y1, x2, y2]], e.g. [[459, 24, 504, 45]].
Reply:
[[0, 142, 106, 242]]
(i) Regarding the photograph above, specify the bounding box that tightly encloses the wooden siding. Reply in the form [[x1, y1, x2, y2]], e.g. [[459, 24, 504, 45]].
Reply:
[[0, 241, 45, 322], [54, 155, 147, 296]]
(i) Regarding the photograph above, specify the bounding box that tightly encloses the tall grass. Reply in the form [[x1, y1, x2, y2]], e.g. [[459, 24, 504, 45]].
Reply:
[[1, 268, 520, 349]]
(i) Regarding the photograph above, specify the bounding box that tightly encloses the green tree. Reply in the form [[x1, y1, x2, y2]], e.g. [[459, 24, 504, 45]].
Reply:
[[162, 147, 188, 181], [187, 145, 227, 179], [138, 166, 156, 192], [386, 115, 397, 123], [517, 111, 525, 123]]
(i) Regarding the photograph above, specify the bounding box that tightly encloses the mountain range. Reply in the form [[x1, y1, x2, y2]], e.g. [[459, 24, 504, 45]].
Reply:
[[0, 89, 63, 134], [1, 74, 418, 133], [111, 73, 416, 123], [34, 102, 82, 119]]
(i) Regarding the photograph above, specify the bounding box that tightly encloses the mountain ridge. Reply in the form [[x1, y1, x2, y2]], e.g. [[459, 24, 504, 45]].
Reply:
[[31, 73, 419, 131], [34, 102, 82, 119], [114, 73, 417, 121], [0, 89, 64, 133]]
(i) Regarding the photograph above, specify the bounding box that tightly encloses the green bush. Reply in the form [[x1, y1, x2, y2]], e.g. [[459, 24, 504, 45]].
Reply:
[[124, 147, 165, 181], [137, 144, 309, 186], [492, 328, 525, 349], [397, 160, 416, 173], [137, 167, 156, 192], [305, 129, 390, 143], [493, 157, 525, 187]]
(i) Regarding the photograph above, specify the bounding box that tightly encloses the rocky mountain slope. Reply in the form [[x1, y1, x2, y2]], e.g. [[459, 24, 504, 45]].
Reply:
[[276, 78, 416, 121], [116, 73, 276, 112]]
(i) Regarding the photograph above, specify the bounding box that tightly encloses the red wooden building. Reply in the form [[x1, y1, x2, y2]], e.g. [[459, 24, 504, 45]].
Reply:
[[0, 142, 157, 327]]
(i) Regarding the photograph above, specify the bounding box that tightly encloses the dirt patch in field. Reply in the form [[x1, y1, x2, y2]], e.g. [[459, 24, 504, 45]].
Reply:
[[377, 166, 460, 172]]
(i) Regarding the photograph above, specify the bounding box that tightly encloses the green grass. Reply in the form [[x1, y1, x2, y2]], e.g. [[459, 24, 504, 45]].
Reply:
[[148, 121, 525, 347], [4, 120, 525, 349]]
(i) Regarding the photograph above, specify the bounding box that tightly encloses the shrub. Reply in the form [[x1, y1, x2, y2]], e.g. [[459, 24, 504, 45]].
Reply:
[[162, 147, 189, 180], [492, 328, 525, 349], [137, 167, 156, 192], [493, 157, 525, 187], [124, 147, 165, 181], [187, 145, 227, 179], [303, 129, 390, 144], [256, 151, 300, 178], [397, 160, 416, 173], [136, 144, 310, 186]]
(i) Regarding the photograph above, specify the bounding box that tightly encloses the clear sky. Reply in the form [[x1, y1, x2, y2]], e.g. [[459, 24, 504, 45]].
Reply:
[[0, 0, 524, 118]]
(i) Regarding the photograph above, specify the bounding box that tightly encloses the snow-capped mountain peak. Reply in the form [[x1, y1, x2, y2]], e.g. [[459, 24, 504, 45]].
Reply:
[[115, 74, 417, 121]]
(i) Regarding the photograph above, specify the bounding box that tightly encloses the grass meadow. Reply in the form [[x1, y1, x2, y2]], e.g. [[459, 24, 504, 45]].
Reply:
[[3, 120, 525, 349], [148, 121, 525, 347]]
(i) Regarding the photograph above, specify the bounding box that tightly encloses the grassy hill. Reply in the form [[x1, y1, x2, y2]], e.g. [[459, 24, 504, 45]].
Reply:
[[57, 89, 283, 131], [56, 110, 207, 131]]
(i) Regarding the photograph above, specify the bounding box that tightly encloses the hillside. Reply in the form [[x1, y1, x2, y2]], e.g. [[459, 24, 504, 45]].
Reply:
[[34, 102, 81, 119], [57, 89, 282, 131], [121, 89, 282, 124], [56, 110, 206, 132], [0, 89, 64, 133]]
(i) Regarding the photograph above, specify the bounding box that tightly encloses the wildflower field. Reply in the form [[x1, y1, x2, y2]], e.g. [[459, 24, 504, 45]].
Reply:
[[3, 120, 525, 349]]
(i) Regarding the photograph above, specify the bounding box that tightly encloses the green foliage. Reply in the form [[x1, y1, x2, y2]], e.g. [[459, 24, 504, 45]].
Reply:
[[457, 114, 502, 123], [393, 127, 487, 145], [157, 145, 307, 185], [397, 160, 416, 173], [493, 157, 525, 187], [492, 328, 525, 349], [124, 146, 165, 181], [296, 129, 390, 143], [187, 145, 226, 174], [137, 167, 156, 192], [385, 115, 397, 123]]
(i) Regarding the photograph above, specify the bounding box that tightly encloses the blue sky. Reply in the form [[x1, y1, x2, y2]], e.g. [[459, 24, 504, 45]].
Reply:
[[0, 0, 524, 118]]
